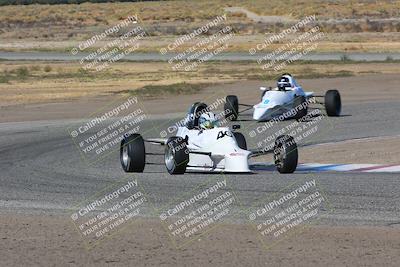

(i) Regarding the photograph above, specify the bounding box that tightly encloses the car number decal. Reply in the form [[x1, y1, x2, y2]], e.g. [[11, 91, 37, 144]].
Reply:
[[217, 130, 233, 140]]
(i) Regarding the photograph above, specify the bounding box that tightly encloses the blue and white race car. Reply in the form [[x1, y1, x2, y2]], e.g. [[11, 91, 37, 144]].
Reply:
[[224, 73, 342, 122]]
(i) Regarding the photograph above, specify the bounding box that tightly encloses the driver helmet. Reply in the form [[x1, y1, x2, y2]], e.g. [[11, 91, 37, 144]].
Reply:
[[277, 75, 292, 90], [199, 112, 219, 129]]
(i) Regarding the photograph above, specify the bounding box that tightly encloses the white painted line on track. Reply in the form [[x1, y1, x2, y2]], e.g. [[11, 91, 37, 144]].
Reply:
[[250, 162, 400, 173]]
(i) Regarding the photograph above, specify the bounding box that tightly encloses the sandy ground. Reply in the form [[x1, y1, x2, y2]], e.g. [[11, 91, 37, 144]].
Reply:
[[1, 214, 399, 267]]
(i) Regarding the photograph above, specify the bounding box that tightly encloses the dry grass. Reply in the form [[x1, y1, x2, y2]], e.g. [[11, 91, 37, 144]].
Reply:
[[1, 60, 400, 106], [2, 34, 400, 53], [0, 0, 397, 26]]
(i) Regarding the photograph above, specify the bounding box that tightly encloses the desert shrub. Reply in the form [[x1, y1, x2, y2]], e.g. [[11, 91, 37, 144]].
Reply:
[[44, 65, 52, 72], [0, 71, 10, 83], [385, 56, 394, 62], [15, 66, 29, 79]]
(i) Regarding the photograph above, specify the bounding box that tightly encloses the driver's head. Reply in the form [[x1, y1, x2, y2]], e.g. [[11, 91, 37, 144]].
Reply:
[[199, 112, 218, 130], [277, 75, 291, 90]]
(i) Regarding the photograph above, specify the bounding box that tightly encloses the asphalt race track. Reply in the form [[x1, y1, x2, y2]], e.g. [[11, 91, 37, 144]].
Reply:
[[1, 100, 400, 227]]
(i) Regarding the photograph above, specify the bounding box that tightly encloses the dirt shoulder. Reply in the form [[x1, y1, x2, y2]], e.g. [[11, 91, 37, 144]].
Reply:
[[1, 214, 399, 266]]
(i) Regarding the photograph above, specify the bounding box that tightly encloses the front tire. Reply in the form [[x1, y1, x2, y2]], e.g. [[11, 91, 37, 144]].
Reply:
[[165, 137, 189, 174], [325, 89, 341, 116], [225, 95, 239, 121], [274, 135, 298, 173], [120, 134, 145, 172]]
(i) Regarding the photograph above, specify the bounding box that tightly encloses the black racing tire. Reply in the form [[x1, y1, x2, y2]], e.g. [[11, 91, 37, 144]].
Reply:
[[274, 135, 298, 174], [293, 96, 308, 120], [225, 95, 239, 121], [120, 133, 145, 172], [325, 89, 341, 116], [165, 137, 189, 175], [233, 132, 247, 150]]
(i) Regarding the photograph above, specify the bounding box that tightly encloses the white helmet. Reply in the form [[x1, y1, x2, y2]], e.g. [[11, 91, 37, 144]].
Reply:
[[199, 112, 218, 129], [277, 74, 292, 90]]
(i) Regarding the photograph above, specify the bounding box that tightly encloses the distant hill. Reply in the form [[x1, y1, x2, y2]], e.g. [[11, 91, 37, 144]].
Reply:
[[0, 0, 162, 6]]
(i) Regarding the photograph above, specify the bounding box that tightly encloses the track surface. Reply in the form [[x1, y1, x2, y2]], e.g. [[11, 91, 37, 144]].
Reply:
[[1, 100, 399, 226]]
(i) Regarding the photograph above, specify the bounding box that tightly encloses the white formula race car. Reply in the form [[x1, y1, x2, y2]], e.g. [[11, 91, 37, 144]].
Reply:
[[120, 102, 298, 174], [224, 73, 342, 121]]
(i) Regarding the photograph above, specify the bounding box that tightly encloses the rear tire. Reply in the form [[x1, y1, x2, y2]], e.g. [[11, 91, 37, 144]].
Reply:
[[120, 134, 145, 172], [233, 132, 247, 150], [274, 135, 298, 173], [165, 137, 189, 174], [225, 95, 239, 121], [325, 90, 341, 116]]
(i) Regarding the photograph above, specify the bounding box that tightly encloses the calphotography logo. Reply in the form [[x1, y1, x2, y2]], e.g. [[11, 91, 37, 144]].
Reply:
[[70, 15, 146, 72], [242, 94, 335, 158], [68, 96, 148, 164], [153, 93, 227, 140], [247, 178, 333, 250], [73, 15, 139, 53], [160, 14, 235, 71], [70, 179, 148, 249], [249, 15, 326, 70], [157, 177, 240, 248]]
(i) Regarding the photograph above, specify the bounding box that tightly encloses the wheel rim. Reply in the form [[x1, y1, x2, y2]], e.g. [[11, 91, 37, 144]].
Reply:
[[122, 144, 129, 167], [274, 144, 286, 168], [165, 145, 175, 170]]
